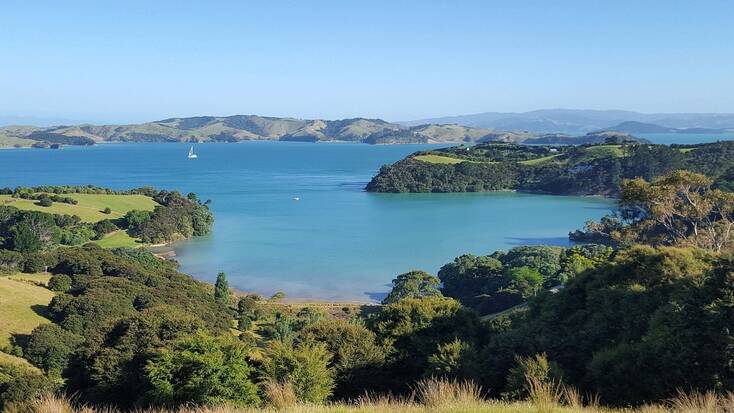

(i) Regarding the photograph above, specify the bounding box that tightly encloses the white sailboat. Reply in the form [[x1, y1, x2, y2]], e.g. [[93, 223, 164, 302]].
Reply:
[[187, 145, 198, 159]]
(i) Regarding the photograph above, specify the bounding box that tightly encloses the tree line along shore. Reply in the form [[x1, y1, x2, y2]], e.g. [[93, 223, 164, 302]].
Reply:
[[0, 165, 733, 411], [366, 140, 734, 195]]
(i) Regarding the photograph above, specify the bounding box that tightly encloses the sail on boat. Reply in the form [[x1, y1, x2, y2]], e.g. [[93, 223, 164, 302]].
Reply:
[[187, 145, 197, 159]]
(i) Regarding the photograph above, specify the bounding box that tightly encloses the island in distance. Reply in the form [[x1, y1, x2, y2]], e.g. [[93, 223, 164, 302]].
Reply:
[[1, 112, 656, 148]]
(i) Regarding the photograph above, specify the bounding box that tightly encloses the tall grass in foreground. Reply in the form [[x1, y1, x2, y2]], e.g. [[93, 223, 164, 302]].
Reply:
[[11, 380, 734, 413]]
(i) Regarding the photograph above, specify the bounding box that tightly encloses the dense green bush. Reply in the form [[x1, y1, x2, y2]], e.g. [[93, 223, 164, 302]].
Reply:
[[0, 362, 58, 410], [382, 270, 442, 304], [300, 319, 386, 398], [0, 250, 23, 274], [48, 274, 72, 292], [25, 324, 82, 374], [263, 341, 335, 404], [144, 332, 260, 407]]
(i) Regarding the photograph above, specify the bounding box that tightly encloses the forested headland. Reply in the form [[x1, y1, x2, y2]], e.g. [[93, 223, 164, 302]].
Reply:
[[366, 140, 734, 195]]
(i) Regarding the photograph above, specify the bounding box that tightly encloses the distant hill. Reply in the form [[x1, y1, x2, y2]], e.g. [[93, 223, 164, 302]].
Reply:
[[0, 115, 565, 146], [523, 131, 651, 145], [601, 121, 729, 134], [405, 109, 734, 133]]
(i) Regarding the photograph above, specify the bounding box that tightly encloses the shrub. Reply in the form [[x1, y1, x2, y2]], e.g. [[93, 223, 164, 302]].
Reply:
[[0, 250, 23, 274], [22, 252, 48, 273], [144, 332, 260, 407], [36, 197, 53, 207], [263, 341, 335, 404], [0, 362, 58, 410], [48, 274, 72, 292], [102, 207, 112, 214], [25, 324, 82, 374], [92, 219, 117, 239]]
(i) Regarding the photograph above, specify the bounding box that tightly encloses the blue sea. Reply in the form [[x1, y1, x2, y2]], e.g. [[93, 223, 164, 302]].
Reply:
[[9, 138, 718, 302]]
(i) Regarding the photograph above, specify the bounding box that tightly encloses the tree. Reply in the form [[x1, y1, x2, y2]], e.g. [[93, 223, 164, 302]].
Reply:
[[382, 270, 442, 304], [426, 338, 478, 380], [48, 274, 72, 292], [0, 363, 58, 410], [10, 223, 42, 253], [214, 272, 229, 305], [505, 266, 543, 298], [0, 250, 23, 274], [262, 341, 334, 404], [37, 197, 53, 207], [300, 319, 386, 398], [24, 324, 82, 374], [620, 170, 734, 251], [144, 332, 260, 407]]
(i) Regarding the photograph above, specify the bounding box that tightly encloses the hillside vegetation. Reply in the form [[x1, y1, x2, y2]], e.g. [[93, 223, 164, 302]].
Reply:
[[367, 140, 734, 195], [1, 174, 734, 411], [0, 186, 213, 252]]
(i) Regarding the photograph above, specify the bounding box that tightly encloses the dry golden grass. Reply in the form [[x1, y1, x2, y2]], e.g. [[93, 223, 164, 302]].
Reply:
[[264, 381, 298, 410], [15, 388, 734, 413]]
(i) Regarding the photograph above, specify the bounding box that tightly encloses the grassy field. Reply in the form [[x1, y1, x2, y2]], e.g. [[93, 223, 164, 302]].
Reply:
[[413, 154, 467, 164], [519, 154, 562, 165], [0, 135, 35, 148], [92, 230, 141, 248], [0, 273, 55, 348], [582, 145, 626, 159], [0, 193, 157, 222]]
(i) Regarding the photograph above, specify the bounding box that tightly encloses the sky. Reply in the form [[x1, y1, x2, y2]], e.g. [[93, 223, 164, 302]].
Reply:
[[1, 0, 733, 124]]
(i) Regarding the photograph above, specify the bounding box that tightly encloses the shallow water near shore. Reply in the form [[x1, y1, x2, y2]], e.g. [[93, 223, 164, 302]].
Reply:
[[0, 141, 619, 301]]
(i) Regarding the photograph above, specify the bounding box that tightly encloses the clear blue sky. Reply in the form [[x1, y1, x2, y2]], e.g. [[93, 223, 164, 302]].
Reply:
[[1, 0, 733, 123]]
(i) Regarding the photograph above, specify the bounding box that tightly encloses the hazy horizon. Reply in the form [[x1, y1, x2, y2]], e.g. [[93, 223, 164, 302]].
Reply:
[[2, 1, 733, 123]]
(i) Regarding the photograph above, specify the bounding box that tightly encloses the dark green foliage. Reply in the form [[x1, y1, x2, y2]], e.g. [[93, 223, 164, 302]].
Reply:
[[135, 190, 214, 243], [367, 141, 734, 195], [382, 270, 442, 304], [479, 245, 734, 405], [368, 296, 484, 387], [25, 324, 82, 374], [123, 209, 152, 235], [437, 246, 570, 315], [426, 338, 479, 380], [102, 207, 112, 214], [0, 249, 23, 274], [48, 274, 72, 292], [300, 319, 387, 398], [262, 341, 335, 404], [22, 252, 49, 273], [93, 219, 117, 239], [0, 363, 59, 410], [37, 196, 53, 207], [51, 246, 104, 276], [214, 272, 229, 304], [10, 223, 44, 253], [144, 332, 260, 407], [65, 306, 212, 406]]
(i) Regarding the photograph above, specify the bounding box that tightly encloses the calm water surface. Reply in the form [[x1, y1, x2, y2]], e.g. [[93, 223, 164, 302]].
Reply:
[[1, 142, 618, 301]]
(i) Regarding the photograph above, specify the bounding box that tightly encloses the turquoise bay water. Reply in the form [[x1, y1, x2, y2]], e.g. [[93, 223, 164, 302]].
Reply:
[[0, 142, 617, 301]]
